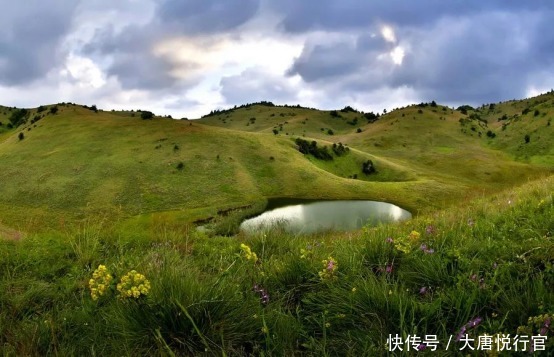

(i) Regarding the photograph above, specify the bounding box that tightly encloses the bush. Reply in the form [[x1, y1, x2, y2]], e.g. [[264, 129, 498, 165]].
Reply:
[[524, 134, 530, 144], [327, 129, 334, 135], [295, 138, 333, 160], [364, 112, 379, 123], [340, 106, 357, 113], [49, 106, 58, 115], [356, 128, 362, 133], [534, 109, 540, 117], [332, 143, 349, 156], [18, 132, 24, 141], [272, 129, 278, 135], [362, 160, 376, 174], [330, 110, 340, 118], [176, 162, 184, 170], [141, 111, 154, 120], [486, 130, 496, 138], [9, 109, 29, 127]]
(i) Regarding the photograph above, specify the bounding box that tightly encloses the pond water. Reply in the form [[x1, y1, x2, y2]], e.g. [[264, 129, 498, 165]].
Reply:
[[240, 199, 411, 234]]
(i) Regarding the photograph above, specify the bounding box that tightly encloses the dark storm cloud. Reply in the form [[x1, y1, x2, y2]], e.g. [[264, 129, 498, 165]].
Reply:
[[285, 6, 554, 105], [0, 0, 79, 85], [270, 0, 554, 33], [84, 0, 261, 90], [157, 0, 260, 34]]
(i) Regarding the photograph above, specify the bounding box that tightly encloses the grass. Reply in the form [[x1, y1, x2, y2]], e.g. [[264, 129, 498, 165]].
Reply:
[[0, 94, 553, 354], [0, 175, 552, 355]]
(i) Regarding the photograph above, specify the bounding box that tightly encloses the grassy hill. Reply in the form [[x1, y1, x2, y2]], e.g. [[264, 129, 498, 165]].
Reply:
[[0, 94, 552, 231], [0, 93, 553, 355]]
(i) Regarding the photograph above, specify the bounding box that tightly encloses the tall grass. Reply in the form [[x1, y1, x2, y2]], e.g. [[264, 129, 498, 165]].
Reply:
[[0, 176, 552, 355]]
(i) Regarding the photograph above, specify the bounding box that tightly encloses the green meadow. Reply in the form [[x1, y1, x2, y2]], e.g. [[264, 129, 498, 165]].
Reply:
[[0, 94, 553, 355]]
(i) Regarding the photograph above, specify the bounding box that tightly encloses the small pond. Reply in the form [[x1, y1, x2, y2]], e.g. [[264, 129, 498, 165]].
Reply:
[[240, 199, 411, 234]]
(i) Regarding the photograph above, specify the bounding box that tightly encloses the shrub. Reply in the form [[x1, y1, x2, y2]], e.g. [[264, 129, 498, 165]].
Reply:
[[9, 109, 29, 127], [524, 134, 530, 143], [141, 111, 154, 120], [173, 144, 180, 152], [486, 130, 496, 138], [364, 112, 379, 123], [295, 138, 333, 160], [534, 109, 540, 117], [49, 106, 58, 115], [332, 142, 349, 156], [176, 162, 184, 170], [330, 110, 340, 118], [18, 132, 24, 141], [362, 160, 376, 174], [356, 128, 362, 133], [340, 106, 357, 113], [430, 100, 437, 107], [327, 129, 334, 135]]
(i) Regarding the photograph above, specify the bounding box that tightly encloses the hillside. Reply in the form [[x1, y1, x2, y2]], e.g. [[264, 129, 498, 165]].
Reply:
[[0, 94, 552, 230]]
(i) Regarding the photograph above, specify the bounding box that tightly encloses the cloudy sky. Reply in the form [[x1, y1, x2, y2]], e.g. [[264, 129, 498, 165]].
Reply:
[[1, 1, 554, 118]]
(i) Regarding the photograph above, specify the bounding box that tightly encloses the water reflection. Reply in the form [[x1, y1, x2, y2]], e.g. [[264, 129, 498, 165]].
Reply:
[[240, 200, 411, 234]]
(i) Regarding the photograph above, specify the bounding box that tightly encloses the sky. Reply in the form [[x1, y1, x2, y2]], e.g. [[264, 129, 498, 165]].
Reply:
[[1, 1, 554, 119]]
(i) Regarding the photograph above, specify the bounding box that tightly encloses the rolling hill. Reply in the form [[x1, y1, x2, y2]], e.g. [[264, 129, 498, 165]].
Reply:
[[0, 93, 552, 230]]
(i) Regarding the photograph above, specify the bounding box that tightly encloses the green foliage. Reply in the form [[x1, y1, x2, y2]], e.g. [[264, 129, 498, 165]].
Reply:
[[18, 132, 24, 141], [362, 159, 376, 174], [9, 109, 29, 127], [141, 111, 154, 120], [295, 138, 333, 160]]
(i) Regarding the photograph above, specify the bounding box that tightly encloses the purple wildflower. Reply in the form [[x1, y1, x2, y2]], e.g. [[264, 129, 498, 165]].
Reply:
[[470, 274, 477, 282], [385, 263, 394, 274], [385, 237, 394, 244], [327, 259, 335, 272], [252, 284, 270, 305], [425, 225, 436, 235], [540, 317, 551, 335], [419, 244, 435, 254], [419, 286, 428, 295], [455, 317, 482, 342], [417, 344, 427, 351]]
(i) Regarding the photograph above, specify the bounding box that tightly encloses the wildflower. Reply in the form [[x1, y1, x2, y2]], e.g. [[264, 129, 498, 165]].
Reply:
[[261, 326, 269, 334], [240, 243, 258, 263], [319, 256, 338, 280], [417, 344, 427, 351], [455, 317, 482, 341], [467, 218, 475, 227], [385, 263, 394, 274], [325, 322, 331, 328], [419, 244, 435, 254], [425, 225, 436, 235], [408, 230, 421, 241], [351, 287, 357, 293], [252, 284, 270, 305], [89, 265, 113, 301], [419, 286, 428, 295], [385, 237, 394, 244], [116, 270, 151, 299]]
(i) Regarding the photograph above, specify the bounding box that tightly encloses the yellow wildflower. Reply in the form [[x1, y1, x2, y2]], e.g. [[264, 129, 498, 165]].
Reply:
[[89, 264, 113, 301], [318, 256, 338, 280], [240, 243, 258, 263], [117, 270, 151, 300]]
